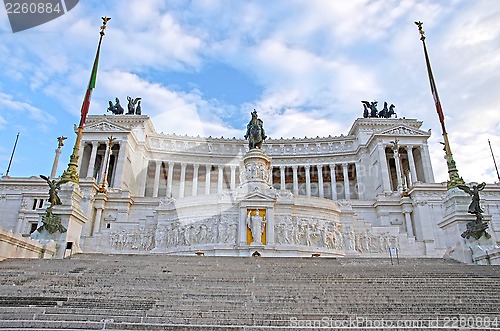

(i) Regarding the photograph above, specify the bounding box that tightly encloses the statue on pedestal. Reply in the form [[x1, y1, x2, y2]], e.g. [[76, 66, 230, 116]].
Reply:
[[246, 209, 265, 244], [107, 98, 125, 115], [244, 110, 267, 149], [126, 96, 142, 115], [38, 175, 69, 234], [361, 100, 397, 118], [458, 182, 490, 240]]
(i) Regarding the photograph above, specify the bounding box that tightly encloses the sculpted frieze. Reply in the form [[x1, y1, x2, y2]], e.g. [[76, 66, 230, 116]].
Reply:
[[382, 126, 426, 136], [351, 230, 400, 253], [275, 216, 344, 250], [109, 226, 156, 251], [240, 161, 270, 184], [85, 122, 127, 132], [155, 215, 238, 248]]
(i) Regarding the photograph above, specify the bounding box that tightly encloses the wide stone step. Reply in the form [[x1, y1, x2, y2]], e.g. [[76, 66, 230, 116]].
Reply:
[[0, 255, 498, 331]]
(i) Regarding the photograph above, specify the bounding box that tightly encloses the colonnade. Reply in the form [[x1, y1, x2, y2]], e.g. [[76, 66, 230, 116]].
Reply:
[[270, 163, 358, 200], [145, 162, 240, 198], [378, 143, 433, 192], [143, 161, 361, 200], [79, 141, 124, 188], [79, 139, 434, 200]]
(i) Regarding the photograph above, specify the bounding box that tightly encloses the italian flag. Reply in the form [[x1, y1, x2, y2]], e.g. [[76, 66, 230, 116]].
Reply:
[[78, 36, 102, 128]]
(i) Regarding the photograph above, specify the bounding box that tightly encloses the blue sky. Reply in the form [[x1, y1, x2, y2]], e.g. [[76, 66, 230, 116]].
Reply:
[[0, 0, 499, 184]]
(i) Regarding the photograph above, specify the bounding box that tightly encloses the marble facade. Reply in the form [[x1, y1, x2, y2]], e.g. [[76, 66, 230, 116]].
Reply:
[[1, 115, 499, 259]]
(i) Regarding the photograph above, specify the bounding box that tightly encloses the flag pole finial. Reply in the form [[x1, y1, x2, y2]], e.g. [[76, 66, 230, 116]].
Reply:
[[100, 17, 111, 36], [415, 21, 425, 41]]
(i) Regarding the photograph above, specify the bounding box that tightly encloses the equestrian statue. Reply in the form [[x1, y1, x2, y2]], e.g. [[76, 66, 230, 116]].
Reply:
[[244, 110, 267, 149]]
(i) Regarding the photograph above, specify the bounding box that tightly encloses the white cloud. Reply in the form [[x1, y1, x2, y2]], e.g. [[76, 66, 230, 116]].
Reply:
[[262, 108, 344, 140], [0, 92, 57, 128], [93, 70, 240, 138]]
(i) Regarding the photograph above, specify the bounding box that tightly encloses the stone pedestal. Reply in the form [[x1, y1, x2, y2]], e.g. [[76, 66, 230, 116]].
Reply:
[[439, 187, 499, 264], [239, 149, 272, 193], [467, 235, 500, 265], [31, 182, 88, 259]]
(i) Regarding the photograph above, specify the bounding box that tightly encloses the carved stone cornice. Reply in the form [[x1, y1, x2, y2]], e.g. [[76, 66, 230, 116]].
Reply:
[[348, 118, 424, 136], [84, 115, 155, 132]]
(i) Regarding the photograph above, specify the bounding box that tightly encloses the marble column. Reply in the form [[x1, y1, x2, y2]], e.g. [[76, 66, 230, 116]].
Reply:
[[393, 149, 403, 191], [317, 165, 324, 198], [230, 165, 237, 190], [192, 164, 199, 196], [354, 162, 364, 200], [292, 166, 299, 195], [179, 163, 187, 198], [329, 164, 338, 200], [112, 143, 127, 188], [279, 166, 286, 190], [217, 165, 224, 193], [205, 164, 211, 195], [86, 141, 99, 178], [269, 167, 273, 186], [99, 144, 111, 183], [342, 163, 350, 200], [420, 144, 435, 183], [404, 212, 414, 237], [377, 142, 391, 192], [305, 165, 311, 196], [401, 199, 414, 237], [167, 162, 174, 198], [139, 159, 149, 197], [94, 207, 103, 235], [406, 146, 418, 185], [152, 161, 161, 198], [50, 147, 62, 178]]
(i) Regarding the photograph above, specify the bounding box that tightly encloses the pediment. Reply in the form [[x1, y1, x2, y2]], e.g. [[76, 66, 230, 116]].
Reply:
[[242, 190, 277, 202], [380, 125, 428, 136], [84, 121, 129, 132]]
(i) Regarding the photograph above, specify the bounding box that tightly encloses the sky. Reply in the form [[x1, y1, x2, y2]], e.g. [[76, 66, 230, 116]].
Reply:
[[0, 0, 499, 184]]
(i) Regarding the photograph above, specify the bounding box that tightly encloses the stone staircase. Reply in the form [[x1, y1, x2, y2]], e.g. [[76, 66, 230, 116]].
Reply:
[[0, 254, 499, 330]]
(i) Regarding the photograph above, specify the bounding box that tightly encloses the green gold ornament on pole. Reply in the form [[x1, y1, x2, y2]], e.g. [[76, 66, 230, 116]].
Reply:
[[62, 17, 111, 183]]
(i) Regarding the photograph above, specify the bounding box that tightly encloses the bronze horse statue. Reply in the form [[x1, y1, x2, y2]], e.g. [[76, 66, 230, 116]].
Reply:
[[244, 110, 267, 149]]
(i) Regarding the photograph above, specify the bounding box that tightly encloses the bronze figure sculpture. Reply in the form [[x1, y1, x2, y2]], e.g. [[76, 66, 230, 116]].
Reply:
[[457, 182, 490, 240], [107, 97, 124, 115], [361, 100, 397, 118], [244, 110, 267, 149], [38, 175, 70, 234], [126, 96, 142, 115]]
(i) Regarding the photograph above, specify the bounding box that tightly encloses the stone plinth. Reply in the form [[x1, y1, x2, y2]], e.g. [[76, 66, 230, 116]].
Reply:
[[439, 187, 499, 264], [239, 149, 272, 193], [32, 182, 88, 259]]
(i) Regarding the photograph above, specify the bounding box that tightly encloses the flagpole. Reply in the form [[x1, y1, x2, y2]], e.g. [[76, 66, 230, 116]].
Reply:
[[61, 17, 111, 183], [5, 132, 20, 177], [488, 139, 500, 182], [415, 21, 465, 190]]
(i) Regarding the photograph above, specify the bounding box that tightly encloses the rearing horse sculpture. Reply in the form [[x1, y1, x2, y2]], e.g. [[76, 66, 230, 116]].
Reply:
[[244, 110, 267, 149]]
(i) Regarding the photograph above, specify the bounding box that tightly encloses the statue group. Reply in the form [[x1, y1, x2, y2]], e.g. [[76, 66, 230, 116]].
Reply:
[[361, 101, 397, 119], [244, 110, 267, 149], [107, 96, 142, 115]]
